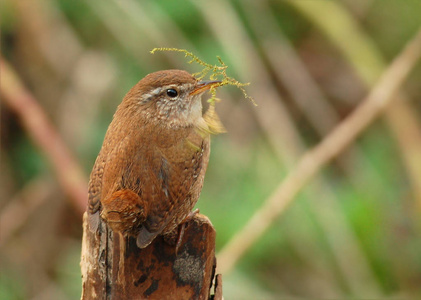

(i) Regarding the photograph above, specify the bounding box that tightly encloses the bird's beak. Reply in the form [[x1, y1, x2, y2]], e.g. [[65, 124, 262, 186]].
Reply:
[[190, 80, 222, 96]]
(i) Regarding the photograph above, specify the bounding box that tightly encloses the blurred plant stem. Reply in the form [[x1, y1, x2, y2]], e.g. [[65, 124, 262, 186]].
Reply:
[[194, 0, 384, 294], [12, 0, 116, 150], [189, 0, 303, 163], [13, 0, 83, 79], [0, 177, 54, 247], [218, 25, 421, 281], [288, 0, 421, 213], [0, 58, 87, 215]]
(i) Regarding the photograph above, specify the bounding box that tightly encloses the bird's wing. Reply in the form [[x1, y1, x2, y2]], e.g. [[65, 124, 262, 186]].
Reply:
[[136, 130, 210, 248], [87, 151, 106, 232], [87, 133, 132, 232]]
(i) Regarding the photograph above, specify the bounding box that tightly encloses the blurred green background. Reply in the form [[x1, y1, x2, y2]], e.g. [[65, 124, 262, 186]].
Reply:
[[1, 0, 421, 299]]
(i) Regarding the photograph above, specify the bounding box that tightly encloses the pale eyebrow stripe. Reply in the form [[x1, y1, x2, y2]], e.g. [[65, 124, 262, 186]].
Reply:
[[139, 83, 195, 103]]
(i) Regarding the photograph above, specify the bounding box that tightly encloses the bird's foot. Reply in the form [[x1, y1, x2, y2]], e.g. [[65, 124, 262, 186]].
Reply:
[[163, 209, 200, 255], [175, 209, 200, 254]]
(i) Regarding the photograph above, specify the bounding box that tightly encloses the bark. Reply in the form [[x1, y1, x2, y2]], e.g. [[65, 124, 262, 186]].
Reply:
[[81, 212, 222, 300]]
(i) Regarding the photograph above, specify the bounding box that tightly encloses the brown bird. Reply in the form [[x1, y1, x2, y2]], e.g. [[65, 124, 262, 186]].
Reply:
[[87, 69, 220, 249]]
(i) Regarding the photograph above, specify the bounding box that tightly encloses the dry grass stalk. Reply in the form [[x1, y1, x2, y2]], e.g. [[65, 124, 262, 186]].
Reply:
[[217, 28, 421, 274], [0, 58, 87, 214]]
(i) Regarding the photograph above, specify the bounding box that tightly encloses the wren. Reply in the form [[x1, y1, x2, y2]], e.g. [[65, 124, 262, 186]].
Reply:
[[87, 69, 220, 249]]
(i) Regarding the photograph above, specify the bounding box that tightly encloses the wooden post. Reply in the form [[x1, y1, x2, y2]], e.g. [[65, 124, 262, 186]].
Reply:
[[80, 212, 222, 300]]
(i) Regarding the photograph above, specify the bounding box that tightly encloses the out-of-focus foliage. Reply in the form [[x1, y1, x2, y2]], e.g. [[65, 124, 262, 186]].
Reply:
[[1, 0, 421, 299]]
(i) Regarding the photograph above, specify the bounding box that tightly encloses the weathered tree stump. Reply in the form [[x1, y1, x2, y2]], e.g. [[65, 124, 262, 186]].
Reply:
[[80, 212, 222, 300]]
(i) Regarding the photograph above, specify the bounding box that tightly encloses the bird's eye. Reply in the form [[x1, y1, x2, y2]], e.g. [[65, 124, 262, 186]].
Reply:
[[166, 89, 178, 98]]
